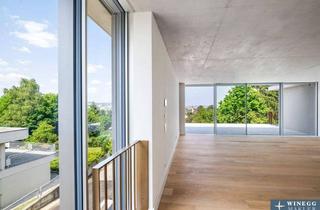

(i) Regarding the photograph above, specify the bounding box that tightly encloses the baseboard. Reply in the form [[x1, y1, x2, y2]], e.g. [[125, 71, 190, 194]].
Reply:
[[153, 135, 179, 210]]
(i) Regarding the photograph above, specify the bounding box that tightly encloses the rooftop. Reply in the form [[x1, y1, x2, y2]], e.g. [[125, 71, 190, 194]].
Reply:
[[5, 151, 55, 169], [0, 127, 29, 144]]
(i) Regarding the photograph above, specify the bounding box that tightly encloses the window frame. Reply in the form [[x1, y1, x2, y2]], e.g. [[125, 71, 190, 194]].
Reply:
[[185, 82, 318, 136], [59, 0, 127, 209]]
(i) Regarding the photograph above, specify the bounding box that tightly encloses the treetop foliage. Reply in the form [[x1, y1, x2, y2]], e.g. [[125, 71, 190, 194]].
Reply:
[[186, 85, 279, 124], [0, 79, 58, 132], [0, 78, 113, 170]]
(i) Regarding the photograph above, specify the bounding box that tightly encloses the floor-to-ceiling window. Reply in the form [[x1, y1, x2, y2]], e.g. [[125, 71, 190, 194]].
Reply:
[[86, 1, 113, 209], [42, 0, 127, 208], [246, 84, 280, 135], [216, 84, 246, 135], [283, 83, 318, 136], [185, 85, 214, 134], [184, 83, 318, 136]]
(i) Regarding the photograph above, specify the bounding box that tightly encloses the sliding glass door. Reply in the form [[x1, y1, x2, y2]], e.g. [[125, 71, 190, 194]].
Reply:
[[246, 84, 280, 135], [184, 83, 318, 136], [185, 86, 214, 134], [216, 85, 246, 135], [283, 83, 318, 136]]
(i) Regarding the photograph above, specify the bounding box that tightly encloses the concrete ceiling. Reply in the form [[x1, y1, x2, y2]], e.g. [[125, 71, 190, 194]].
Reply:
[[128, 0, 320, 84]]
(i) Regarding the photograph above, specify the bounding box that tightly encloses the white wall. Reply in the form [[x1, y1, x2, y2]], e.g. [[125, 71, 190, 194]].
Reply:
[[0, 162, 51, 208], [151, 16, 180, 210], [128, 12, 153, 142], [283, 83, 317, 135], [129, 12, 179, 210]]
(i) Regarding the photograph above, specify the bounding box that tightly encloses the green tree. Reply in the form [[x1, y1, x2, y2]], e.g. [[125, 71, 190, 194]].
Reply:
[[252, 85, 278, 124], [217, 86, 278, 124], [28, 121, 58, 143], [88, 103, 101, 123], [87, 103, 113, 155], [0, 79, 58, 132], [0, 79, 42, 131], [217, 86, 247, 123], [32, 93, 58, 128], [246, 87, 269, 123], [186, 86, 279, 124], [100, 110, 112, 131], [187, 105, 214, 123], [88, 103, 112, 131]]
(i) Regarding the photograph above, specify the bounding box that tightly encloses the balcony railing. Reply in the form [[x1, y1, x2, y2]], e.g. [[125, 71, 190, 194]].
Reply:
[[91, 140, 148, 210]]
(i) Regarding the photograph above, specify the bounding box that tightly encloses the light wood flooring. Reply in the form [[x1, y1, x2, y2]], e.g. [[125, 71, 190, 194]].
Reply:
[[158, 135, 320, 210]]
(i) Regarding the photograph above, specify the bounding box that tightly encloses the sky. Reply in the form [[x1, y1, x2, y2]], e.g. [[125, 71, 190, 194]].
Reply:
[[185, 86, 232, 107], [0, 0, 112, 103], [87, 17, 112, 103]]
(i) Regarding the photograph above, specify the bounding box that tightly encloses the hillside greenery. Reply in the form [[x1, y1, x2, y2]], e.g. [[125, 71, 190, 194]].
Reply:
[[0, 79, 112, 171]]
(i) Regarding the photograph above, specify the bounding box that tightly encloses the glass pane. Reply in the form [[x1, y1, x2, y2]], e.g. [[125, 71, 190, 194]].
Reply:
[[247, 84, 280, 135], [86, 1, 112, 209], [0, 0, 59, 209], [283, 83, 317, 136], [216, 85, 246, 135], [185, 86, 214, 134]]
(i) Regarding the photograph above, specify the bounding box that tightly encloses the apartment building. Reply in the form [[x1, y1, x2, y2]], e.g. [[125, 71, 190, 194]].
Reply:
[[0, 128, 55, 208]]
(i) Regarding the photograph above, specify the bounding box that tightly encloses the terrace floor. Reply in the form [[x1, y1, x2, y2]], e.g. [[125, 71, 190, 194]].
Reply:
[[186, 123, 313, 136], [158, 135, 320, 210]]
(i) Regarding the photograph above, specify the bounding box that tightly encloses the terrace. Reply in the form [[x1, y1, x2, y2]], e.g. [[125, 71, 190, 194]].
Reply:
[[186, 123, 312, 136]]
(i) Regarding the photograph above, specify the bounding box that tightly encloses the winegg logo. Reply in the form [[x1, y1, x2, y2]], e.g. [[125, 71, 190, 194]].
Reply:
[[275, 201, 285, 210]]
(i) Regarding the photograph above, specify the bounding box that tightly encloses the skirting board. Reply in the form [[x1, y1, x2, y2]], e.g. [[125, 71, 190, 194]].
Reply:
[[149, 135, 179, 210]]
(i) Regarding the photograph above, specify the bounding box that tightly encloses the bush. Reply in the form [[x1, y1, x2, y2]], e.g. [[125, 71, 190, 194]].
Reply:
[[28, 121, 58, 143], [88, 133, 112, 155], [88, 147, 105, 166], [50, 147, 105, 172], [50, 157, 59, 171]]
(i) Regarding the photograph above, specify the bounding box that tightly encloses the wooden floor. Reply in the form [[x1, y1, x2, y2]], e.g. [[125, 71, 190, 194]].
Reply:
[[158, 135, 320, 210]]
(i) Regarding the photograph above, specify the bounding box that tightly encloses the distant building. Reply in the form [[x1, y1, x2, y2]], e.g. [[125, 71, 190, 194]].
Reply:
[[0, 127, 55, 209]]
